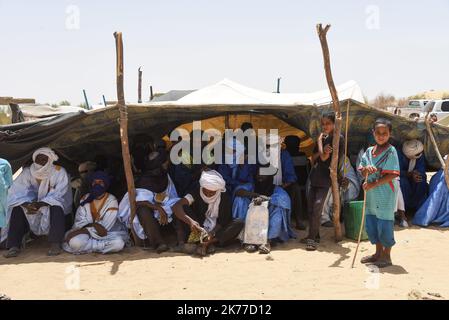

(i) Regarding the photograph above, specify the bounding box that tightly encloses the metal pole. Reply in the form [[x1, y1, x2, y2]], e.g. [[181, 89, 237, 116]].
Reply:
[[83, 89, 90, 110], [138, 67, 143, 103]]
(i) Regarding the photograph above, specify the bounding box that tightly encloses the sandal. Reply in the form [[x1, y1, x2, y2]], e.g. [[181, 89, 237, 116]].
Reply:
[[300, 235, 320, 244], [171, 243, 186, 253], [156, 244, 169, 254], [244, 244, 258, 253], [182, 243, 198, 255], [300, 237, 309, 244], [361, 254, 379, 264], [258, 243, 271, 254], [207, 244, 216, 255], [321, 221, 334, 228], [4, 247, 20, 258], [371, 260, 393, 268], [47, 243, 62, 256], [195, 244, 208, 257], [305, 239, 317, 251]]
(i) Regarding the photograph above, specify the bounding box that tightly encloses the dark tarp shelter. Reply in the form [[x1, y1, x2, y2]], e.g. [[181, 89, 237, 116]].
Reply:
[[0, 99, 448, 173]]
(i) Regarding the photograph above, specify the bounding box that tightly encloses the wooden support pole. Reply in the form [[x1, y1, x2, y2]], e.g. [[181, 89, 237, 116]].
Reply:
[[316, 23, 343, 242], [138, 67, 143, 103], [9, 103, 25, 123], [425, 111, 445, 167], [425, 111, 449, 189], [114, 31, 138, 243]]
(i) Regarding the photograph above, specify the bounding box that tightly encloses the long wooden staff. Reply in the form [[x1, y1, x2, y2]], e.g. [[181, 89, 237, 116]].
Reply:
[[445, 156, 449, 191], [114, 31, 138, 244], [351, 172, 369, 268], [316, 23, 343, 241], [343, 100, 350, 175]]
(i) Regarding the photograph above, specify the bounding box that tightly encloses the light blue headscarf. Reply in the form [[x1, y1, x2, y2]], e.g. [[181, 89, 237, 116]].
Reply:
[[0, 158, 13, 228]]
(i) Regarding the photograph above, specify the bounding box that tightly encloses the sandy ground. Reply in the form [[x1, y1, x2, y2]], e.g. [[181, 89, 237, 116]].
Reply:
[[0, 225, 448, 300]]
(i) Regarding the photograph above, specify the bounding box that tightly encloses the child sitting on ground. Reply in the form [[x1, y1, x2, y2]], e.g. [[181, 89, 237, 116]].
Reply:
[[358, 118, 400, 268]]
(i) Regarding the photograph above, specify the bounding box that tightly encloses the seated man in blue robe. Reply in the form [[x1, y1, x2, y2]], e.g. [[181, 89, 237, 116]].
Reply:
[[261, 134, 305, 230], [218, 138, 256, 196], [399, 140, 428, 214], [413, 164, 449, 227], [232, 165, 296, 254]]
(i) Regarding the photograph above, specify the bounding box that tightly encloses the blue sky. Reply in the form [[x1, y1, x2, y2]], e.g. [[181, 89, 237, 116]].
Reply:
[[1, 0, 448, 105]]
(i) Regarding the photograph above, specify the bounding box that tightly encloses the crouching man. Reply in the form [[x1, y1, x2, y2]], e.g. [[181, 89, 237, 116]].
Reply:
[[172, 170, 244, 256]]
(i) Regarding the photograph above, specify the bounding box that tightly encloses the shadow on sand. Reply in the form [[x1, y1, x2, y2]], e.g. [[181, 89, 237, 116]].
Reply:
[[2, 220, 443, 274]]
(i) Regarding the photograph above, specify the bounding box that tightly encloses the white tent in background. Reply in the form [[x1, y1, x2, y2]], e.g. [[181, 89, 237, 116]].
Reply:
[[174, 78, 365, 105]]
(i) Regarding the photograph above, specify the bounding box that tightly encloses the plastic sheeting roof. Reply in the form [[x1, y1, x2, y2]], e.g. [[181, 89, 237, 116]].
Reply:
[[19, 104, 86, 118], [171, 78, 365, 105]]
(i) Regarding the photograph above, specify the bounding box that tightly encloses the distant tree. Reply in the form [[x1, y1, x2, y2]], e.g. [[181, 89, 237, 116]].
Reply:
[[50, 103, 58, 108], [59, 100, 71, 106], [396, 97, 408, 108], [370, 93, 396, 110], [363, 95, 369, 104], [408, 93, 426, 100], [78, 103, 88, 110], [0, 110, 10, 125]]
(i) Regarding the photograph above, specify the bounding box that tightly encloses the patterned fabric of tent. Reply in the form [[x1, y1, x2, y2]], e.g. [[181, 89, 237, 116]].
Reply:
[[0, 99, 448, 173]]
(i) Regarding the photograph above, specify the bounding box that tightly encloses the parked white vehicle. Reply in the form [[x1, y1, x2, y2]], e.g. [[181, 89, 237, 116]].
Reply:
[[408, 99, 429, 109], [419, 99, 449, 121], [393, 99, 429, 119]]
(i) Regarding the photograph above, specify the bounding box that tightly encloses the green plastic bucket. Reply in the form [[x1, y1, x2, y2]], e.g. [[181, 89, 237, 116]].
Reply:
[[343, 201, 368, 241]]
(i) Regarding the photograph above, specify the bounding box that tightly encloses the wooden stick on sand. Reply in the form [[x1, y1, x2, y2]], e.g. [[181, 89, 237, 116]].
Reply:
[[351, 172, 369, 268]]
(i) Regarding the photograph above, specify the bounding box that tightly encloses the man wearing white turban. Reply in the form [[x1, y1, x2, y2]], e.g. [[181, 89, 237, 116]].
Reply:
[[2, 147, 72, 257], [173, 170, 244, 256], [398, 139, 429, 214]]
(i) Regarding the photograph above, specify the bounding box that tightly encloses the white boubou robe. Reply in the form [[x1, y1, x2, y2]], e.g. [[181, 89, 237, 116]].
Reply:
[[118, 175, 180, 240], [63, 193, 129, 254], [1, 166, 72, 243]]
